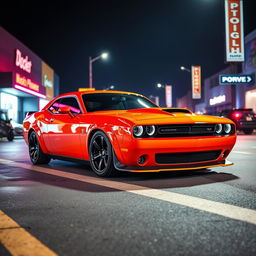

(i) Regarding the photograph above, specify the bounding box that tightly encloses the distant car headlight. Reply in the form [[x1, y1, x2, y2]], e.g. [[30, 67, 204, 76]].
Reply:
[[224, 124, 231, 134], [133, 126, 144, 137], [146, 125, 156, 136], [215, 124, 222, 134]]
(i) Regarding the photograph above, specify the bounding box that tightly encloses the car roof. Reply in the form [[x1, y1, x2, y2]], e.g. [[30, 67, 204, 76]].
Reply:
[[57, 90, 145, 98]]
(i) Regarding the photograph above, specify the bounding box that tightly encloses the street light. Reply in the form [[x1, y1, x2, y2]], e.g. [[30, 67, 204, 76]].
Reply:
[[89, 52, 109, 88], [157, 83, 165, 88], [104, 85, 115, 90], [180, 66, 191, 73]]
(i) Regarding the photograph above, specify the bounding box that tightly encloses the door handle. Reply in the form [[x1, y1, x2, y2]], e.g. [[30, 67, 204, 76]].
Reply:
[[50, 118, 55, 122]]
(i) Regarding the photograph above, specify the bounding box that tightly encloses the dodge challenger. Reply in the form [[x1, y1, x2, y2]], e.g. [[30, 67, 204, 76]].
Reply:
[[23, 91, 237, 176]]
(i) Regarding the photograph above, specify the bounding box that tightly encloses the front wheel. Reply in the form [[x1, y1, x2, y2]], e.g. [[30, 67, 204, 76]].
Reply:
[[29, 131, 51, 164], [89, 131, 117, 177]]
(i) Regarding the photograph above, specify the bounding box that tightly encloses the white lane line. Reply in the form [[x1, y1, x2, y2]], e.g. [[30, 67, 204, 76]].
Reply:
[[233, 151, 256, 155], [1, 158, 256, 226]]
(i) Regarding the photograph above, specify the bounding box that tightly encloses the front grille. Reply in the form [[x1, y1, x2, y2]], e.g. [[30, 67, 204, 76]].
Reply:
[[157, 124, 216, 137], [155, 150, 221, 164]]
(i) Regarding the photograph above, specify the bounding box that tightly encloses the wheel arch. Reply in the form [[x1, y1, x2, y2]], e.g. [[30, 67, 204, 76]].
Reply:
[[28, 128, 48, 153], [87, 127, 123, 163]]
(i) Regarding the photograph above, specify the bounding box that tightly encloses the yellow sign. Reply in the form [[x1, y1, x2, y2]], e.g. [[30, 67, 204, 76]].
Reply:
[[78, 88, 95, 92]]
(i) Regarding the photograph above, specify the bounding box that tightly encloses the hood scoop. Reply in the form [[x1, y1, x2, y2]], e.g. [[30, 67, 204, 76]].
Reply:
[[161, 108, 192, 114]]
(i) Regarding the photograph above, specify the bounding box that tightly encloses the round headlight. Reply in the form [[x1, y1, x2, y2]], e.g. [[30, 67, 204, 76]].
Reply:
[[146, 125, 156, 136], [224, 124, 231, 134], [133, 126, 144, 137], [215, 124, 222, 134]]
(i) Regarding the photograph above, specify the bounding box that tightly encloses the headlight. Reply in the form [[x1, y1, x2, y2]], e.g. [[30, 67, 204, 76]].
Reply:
[[215, 124, 222, 134], [224, 124, 231, 133], [133, 126, 144, 137], [146, 125, 156, 136]]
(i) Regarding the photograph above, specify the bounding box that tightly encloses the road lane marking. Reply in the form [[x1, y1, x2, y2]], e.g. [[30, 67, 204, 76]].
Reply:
[[1, 159, 256, 226], [233, 151, 256, 155], [0, 210, 58, 256]]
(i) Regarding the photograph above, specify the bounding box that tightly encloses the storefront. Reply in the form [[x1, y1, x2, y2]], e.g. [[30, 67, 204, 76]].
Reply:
[[0, 27, 59, 123]]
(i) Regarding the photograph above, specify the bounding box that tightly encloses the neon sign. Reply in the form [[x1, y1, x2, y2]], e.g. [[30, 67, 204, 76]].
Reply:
[[15, 73, 39, 92], [14, 73, 46, 98], [15, 49, 32, 73], [209, 95, 226, 106]]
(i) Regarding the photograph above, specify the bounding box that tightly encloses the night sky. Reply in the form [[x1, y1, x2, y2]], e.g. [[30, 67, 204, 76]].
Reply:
[[1, 0, 256, 105]]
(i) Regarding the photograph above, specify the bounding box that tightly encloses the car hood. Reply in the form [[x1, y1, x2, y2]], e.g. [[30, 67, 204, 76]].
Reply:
[[88, 108, 232, 125]]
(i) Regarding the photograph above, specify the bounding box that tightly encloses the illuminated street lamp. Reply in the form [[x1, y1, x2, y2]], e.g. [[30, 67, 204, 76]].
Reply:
[[157, 83, 165, 88], [89, 52, 109, 88], [180, 66, 191, 73], [156, 83, 172, 107], [104, 85, 115, 90]]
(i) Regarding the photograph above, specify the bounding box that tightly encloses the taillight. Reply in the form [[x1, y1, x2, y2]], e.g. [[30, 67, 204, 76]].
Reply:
[[233, 112, 242, 119]]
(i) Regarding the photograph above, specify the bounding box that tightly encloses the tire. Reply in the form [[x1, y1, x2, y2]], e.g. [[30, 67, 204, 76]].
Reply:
[[89, 131, 117, 177], [7, 130, 14, 141], [29, 131, 51, 164], [243, 129, 254, 135]]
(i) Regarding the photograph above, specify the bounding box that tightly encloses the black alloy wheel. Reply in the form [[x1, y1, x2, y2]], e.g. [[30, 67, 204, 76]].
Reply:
[[7, 130, 14, 141], [89, 131, 116, 177], [29, 131, 51, 164]]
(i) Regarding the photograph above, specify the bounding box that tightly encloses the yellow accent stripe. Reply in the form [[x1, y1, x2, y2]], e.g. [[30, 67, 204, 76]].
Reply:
[[0, 210, 58, 256], [130, 162, 233, 172]]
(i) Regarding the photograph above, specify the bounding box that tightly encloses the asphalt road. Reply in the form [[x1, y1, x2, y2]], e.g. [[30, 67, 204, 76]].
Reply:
[[0, 134, 256, 256]]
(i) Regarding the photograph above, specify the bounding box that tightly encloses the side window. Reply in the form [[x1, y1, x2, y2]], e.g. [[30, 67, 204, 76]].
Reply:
[[60, 97, 81, 114], [48, 97, 81, 114]]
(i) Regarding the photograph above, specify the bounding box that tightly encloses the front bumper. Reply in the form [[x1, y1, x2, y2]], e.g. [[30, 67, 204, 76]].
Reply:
[[113, 156, 233, 172], [114, 135, 236, 171]]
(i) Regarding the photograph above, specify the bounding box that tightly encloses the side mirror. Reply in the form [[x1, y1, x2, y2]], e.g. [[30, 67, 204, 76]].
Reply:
[[58, 106, 74, 118]]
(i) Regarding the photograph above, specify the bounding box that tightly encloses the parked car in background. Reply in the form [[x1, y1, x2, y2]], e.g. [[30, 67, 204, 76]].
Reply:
[[11, 121, 23, 136], [0, 110, 14, 141], [218, 108, 256, 134]]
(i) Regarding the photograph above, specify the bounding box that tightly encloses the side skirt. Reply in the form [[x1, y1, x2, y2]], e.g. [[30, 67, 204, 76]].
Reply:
[[48, 154, 90, 165]]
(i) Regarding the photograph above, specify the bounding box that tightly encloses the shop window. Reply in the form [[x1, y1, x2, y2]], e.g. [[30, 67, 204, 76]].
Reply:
[[0, 92, 18, 122]]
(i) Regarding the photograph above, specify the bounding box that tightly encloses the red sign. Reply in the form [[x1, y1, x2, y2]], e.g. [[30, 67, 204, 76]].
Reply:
[[192, 66, 201, 99], [225, 0, 244, 62], [15, 49, 32, 73], [165, 85, 172, 107]]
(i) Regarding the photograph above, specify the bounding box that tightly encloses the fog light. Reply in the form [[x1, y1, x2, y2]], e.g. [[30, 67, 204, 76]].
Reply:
[[138, 155, 146, 164]]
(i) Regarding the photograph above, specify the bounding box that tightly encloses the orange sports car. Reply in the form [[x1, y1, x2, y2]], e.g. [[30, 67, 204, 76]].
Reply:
[[23, 91, 236, 176]]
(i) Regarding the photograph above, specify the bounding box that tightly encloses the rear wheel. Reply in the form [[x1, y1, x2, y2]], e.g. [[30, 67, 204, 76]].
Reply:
[[7, 130, 14, 141], [89, 131, 117, 177], [29, 131, 51, 164], [243, 129, 254, 135]]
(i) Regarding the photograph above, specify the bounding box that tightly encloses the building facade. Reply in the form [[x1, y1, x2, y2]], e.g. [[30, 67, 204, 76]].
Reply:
[[0, 27, 59, 123], [193, 29, 256, 114]]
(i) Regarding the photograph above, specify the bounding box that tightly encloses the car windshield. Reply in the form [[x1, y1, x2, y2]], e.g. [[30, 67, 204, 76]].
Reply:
[[82, 93, 157, 112]]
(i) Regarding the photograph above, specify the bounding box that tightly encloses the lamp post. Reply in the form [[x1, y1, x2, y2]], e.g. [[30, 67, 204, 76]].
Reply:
[[149, 95, 160, 106], [89, 52, 108, 88], [104, 85, 115, 90], [156, 83, 172, 107], [180, 66, 191, 73]]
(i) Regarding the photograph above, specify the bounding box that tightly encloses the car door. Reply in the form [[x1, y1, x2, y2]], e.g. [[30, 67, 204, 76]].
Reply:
[[46, 96, 83, 159]]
